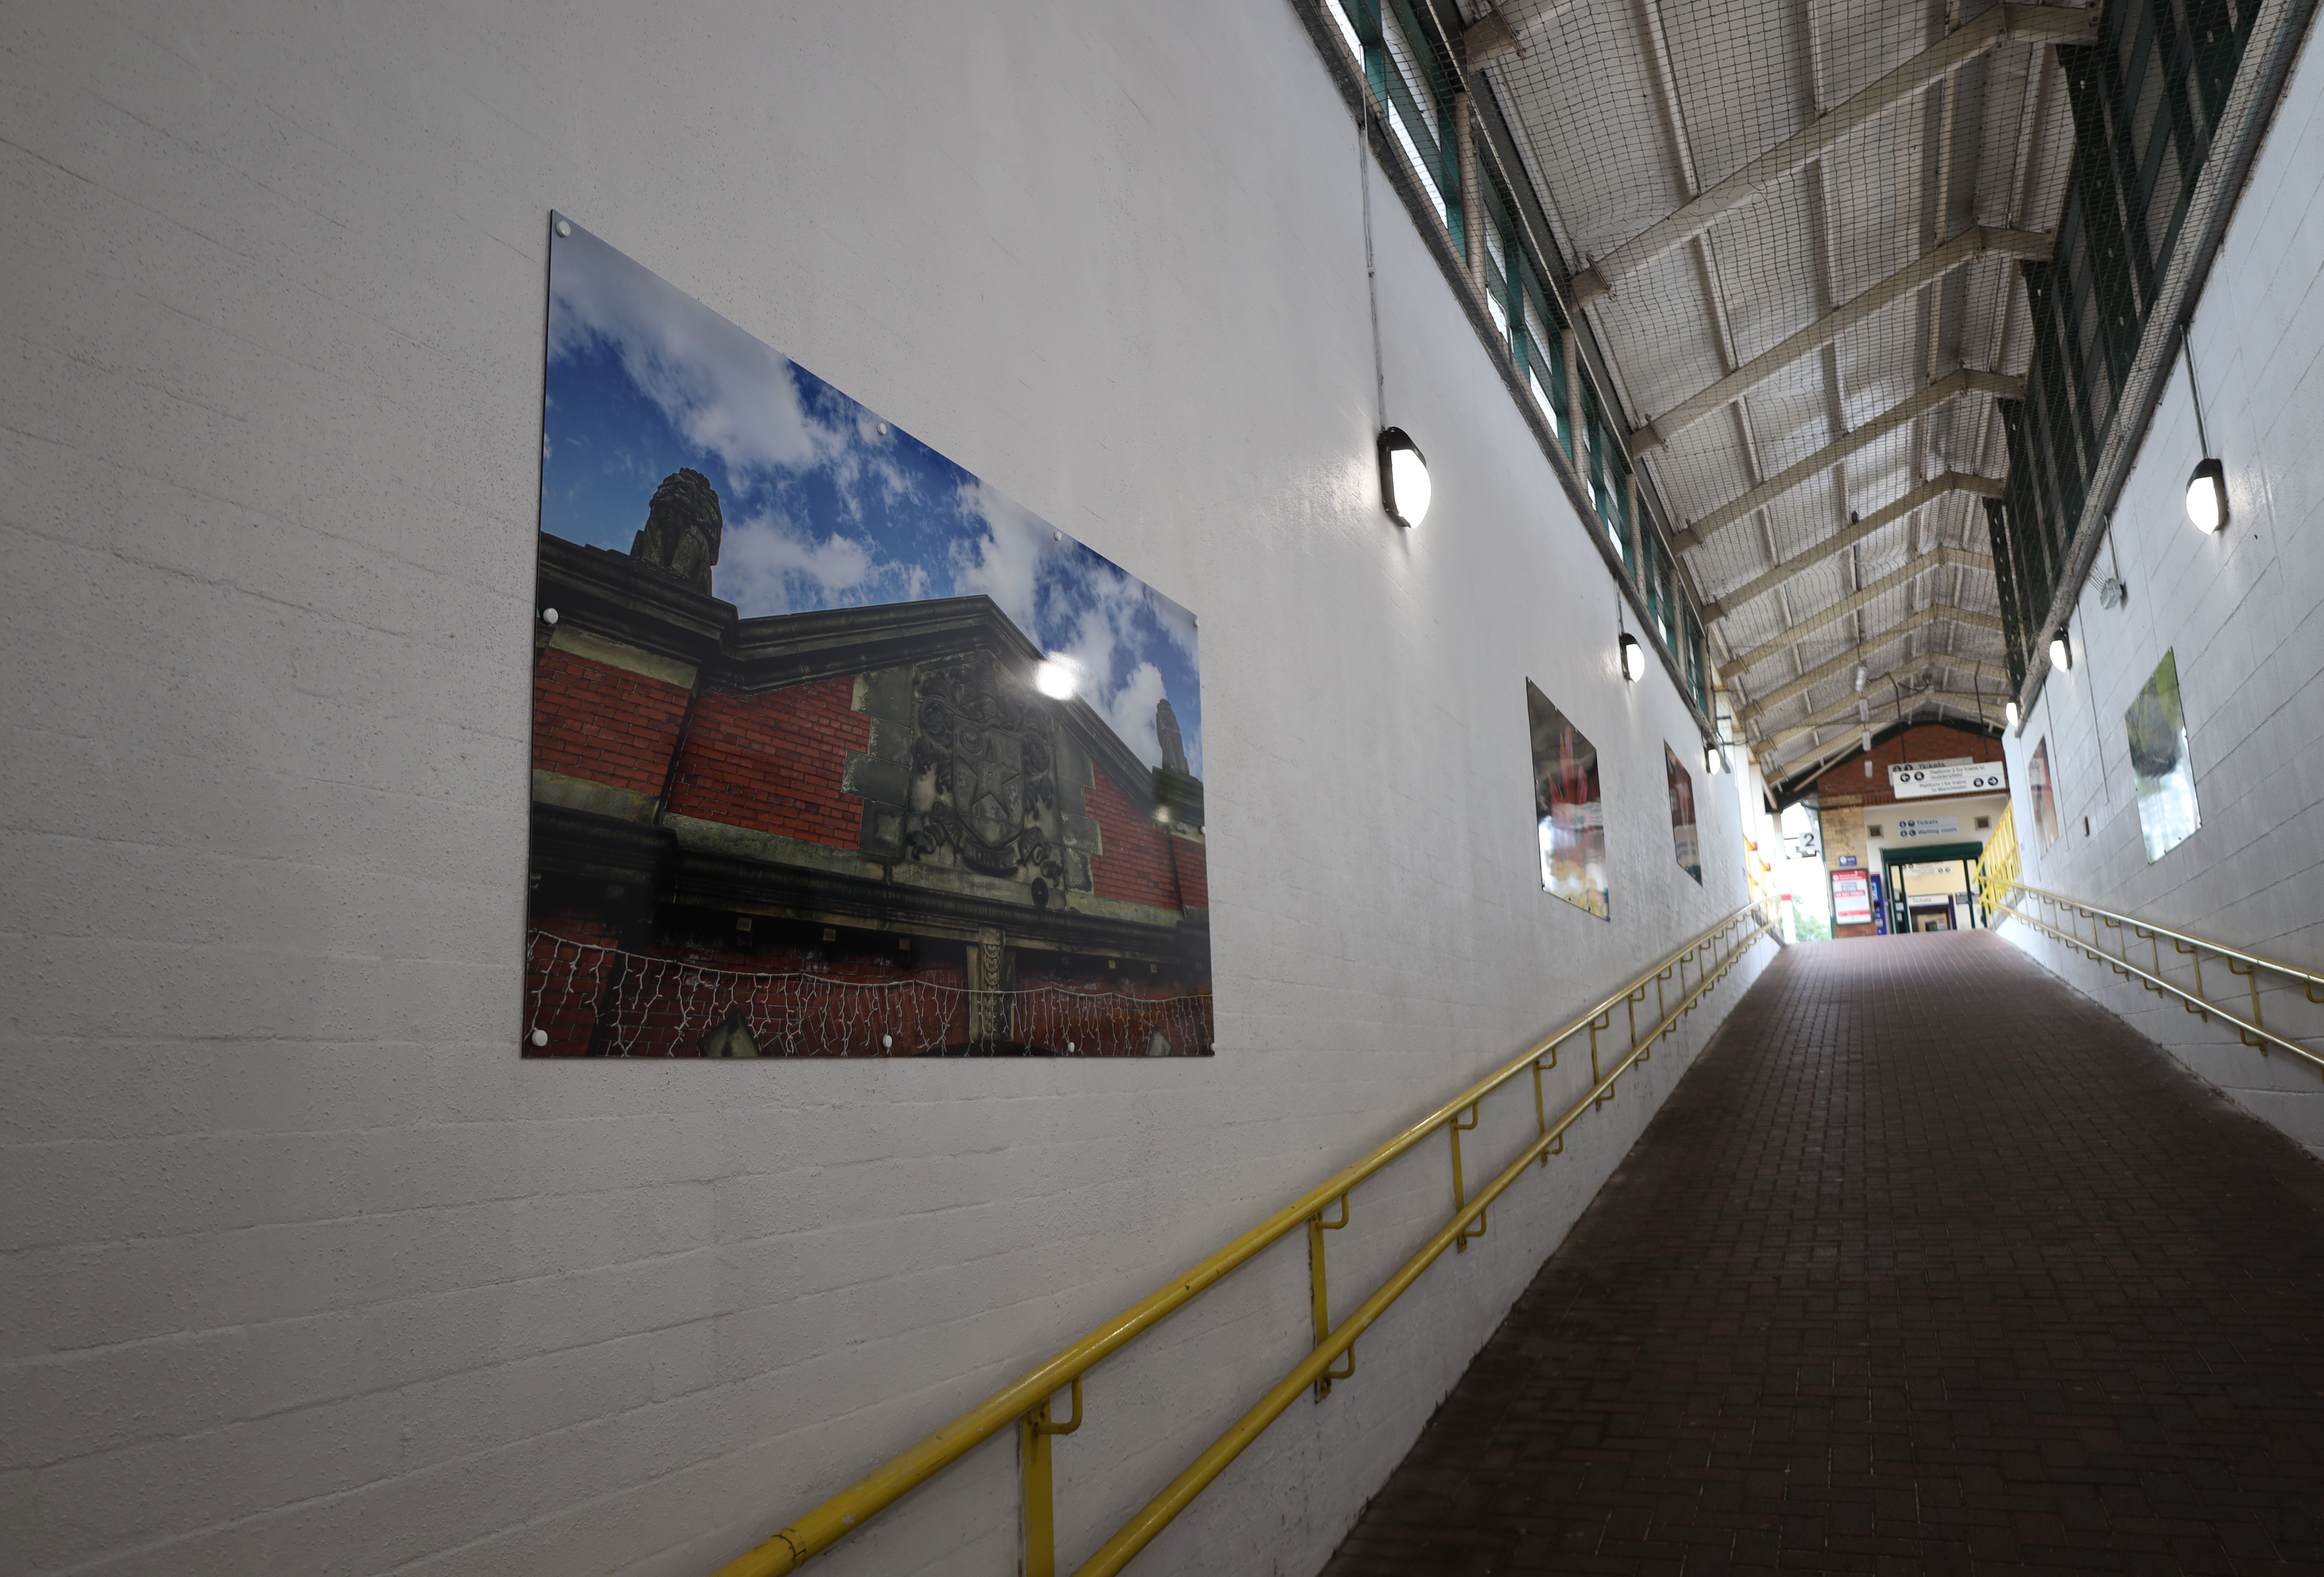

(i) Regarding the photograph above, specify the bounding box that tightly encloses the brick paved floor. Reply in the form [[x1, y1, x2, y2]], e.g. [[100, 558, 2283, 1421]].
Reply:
[[1320, 932, 2324, 1575]]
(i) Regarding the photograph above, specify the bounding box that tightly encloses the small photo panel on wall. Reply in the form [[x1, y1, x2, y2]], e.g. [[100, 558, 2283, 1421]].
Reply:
[[525, 216, 1211, 1057], [2126, 648, 2200, 863], [2028, 737, 2061, 852], [1527, 681, 1609, 920], [1664, 744, 1702, 884]]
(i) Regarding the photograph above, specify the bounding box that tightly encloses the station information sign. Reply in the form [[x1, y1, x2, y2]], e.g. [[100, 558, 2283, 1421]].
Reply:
[[1889, 760, 2006, 799], [1830, 868, 1874, 926]]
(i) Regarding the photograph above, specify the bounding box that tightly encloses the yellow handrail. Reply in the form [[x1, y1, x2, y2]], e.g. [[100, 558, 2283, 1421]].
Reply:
[[1975, 803, 2020, 919], [712, 900, 1781, 1576], [1980, 840, 2324, 1072], [2004, 884, 2324, 991]]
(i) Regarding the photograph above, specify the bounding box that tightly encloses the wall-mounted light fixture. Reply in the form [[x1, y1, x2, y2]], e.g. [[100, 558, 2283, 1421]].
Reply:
[[1618, 631, 1645, 682], [2004, 699, 2020, 729], [2180, 330, 2229, 533], [1377, 427, 1431, 528], [2185, 457, 2228, 533], [2048, 627, 2072, 672], [1704, 741, 1724, 774]]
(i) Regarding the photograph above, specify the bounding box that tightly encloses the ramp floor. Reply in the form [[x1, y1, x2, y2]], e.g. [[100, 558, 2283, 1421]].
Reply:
[[1320, 931, 2324, 1574]]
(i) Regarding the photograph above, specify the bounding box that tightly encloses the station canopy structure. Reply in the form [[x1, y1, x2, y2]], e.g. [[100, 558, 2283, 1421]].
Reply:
[[1456, 0, 2084, 787]]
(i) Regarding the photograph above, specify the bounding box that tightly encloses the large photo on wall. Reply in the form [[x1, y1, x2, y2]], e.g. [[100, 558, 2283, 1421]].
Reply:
[[1664, 744, 1702, 884], [525, 217, 1211, 1057], [2126, 648, 2200, 865], [2028, 737, 2061, 852], [1527, 682, 1609, 919]]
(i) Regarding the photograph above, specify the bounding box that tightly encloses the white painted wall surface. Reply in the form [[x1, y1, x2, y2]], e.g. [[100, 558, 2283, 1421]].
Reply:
[[0, 4, 1778, 1575], [1995, 26, 2324, 1158]]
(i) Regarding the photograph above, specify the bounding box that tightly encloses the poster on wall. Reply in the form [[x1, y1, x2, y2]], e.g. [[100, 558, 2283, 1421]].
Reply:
[[1664, 744, 1702, 884], [1830, 868, 1873, 926], [524, 215, 1211, 1057], [2028, 737, 2061, 852], [2126, 648, 2200, 864], [1527, 682, 1609, 919]]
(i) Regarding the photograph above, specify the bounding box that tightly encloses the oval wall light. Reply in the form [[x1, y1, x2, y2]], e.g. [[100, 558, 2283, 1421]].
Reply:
[[2185, 457, 2228, 533], [1704, 742, 1724, 774], [1618, 631, 1645, 682], [1377, 427, 1431, 529], [2048, 628, 2072, 672], [2005, 699, 2021, 729]]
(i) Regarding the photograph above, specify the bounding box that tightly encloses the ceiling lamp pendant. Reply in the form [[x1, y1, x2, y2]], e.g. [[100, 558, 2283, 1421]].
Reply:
[[1377, 427, 1431, 529], [2185, 457, 2228, 533], [2049, 627, 2073, 672]]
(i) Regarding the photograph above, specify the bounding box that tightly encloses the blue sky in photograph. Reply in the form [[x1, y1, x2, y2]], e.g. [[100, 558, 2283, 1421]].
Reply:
[[539, 217, 1202, 777]]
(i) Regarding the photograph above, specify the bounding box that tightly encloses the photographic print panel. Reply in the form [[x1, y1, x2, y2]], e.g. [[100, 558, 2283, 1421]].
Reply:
[[1527, 682, 1609, 920], [527, 217, 1211, 1056], [2028, 737, 2061, 853], [1665, 744, 1702, 884], [2126, 649, 2200, 865]]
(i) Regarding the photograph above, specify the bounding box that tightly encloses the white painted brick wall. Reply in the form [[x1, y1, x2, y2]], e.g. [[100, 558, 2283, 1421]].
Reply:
[[0, 5, 1777, 1574], [1996, 28, 2324, 1157]]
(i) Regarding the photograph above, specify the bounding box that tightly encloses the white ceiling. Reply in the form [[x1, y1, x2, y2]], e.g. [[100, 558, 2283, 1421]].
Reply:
[[1463, 0, 2084, 781]]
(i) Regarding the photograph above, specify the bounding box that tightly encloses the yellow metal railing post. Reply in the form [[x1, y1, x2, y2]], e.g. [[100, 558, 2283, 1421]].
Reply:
[[1530, 1045, 1563, 1168], [1307, 1196, 1353, 1399], [2228, 956, 2266, 1050], [1450, 1104, 1485, 1248], [1020, 1378, 1082, 1577]]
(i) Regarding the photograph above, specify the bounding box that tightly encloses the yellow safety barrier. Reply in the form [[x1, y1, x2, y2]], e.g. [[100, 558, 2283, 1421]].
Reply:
[[712, 900, 1781, 1577], [1974, 803, 2020, 922], [1980, 833, 2324, 1073]]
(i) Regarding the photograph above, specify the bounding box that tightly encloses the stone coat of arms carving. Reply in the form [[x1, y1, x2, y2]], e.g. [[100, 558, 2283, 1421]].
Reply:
[[904, 654, 1068, 891], [844, 645, 1103, 904]]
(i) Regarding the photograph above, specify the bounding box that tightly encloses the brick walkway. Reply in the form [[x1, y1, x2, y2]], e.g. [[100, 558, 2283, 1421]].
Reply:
[[1320, 932, 2324, 1575]]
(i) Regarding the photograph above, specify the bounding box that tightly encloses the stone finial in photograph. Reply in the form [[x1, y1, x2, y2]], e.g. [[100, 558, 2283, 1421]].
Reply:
[[630, 468, 724, 592], [1156, 697, 1188, 774]]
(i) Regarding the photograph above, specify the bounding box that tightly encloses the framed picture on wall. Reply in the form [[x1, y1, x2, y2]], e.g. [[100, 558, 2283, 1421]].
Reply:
[[1527, 681, 1609, 919], [1664, 743, 1702, 884], [2028, 737, 2061, 852], [524, 216, 1211, 1057], [2126, 648, 2200, 863]]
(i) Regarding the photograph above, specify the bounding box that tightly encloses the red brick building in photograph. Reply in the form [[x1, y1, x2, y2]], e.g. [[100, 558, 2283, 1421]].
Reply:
[[525, 533, 1210, 1056]]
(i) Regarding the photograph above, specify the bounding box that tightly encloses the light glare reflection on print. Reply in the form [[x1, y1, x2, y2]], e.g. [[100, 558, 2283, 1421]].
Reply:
[[1035, 655, 1079, 699]]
